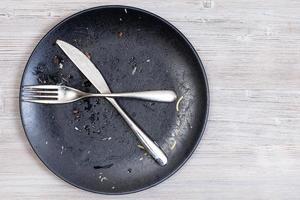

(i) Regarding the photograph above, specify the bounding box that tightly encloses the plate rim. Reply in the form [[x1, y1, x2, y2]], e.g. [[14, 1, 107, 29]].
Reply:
[[19, 5, 210, 195]]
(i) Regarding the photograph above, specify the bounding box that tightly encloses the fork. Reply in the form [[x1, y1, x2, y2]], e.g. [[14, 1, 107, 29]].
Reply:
[[21, 85, 177, 104]]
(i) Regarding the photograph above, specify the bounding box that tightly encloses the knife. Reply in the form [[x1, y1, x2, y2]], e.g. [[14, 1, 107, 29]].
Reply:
[[56, 40, 168, 166]]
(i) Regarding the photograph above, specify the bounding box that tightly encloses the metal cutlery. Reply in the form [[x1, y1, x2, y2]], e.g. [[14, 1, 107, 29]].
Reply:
[[56, 40, 168, 166], [22, 85, 177, 104]]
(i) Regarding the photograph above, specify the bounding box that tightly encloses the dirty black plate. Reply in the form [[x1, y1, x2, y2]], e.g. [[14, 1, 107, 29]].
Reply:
[[20, 5, 209, 194]]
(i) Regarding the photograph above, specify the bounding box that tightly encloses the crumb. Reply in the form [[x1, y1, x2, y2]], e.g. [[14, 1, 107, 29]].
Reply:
[[100, 177, 108, 182], [89, 113, 96, 124], [53, 55, 63, 65], [119, 17, 123, 21], [188, 122, 193, 129], [137, 144, 144, 150], [61, 77, 68, 82], [83, 125, 90, 134], [139, 157, 143, 161], [59, 63, 63, 69], [112, 186, 116, 190], [67, 74, 73, 79], [118, 31, 123, 37], [45, 141, 48, 145], [124, 8, 127, 14], [94, 164, 113, 169], [146, 59, 150, 63], [85, 52, 91, 59], [170, 138, 177, 150], [60, 146, 64, 155], [102, 137, 112, 141], [176, 96, 183, 112], [82, 79, 92, 87], [98, 175, 102, 179], [131, 66, 137, 75], [75, 126, 79, 131]]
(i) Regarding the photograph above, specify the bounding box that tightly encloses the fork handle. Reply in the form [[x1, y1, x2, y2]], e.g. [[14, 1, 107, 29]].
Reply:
[[87, 90, 177, 102], [107, 97, 168, 166]]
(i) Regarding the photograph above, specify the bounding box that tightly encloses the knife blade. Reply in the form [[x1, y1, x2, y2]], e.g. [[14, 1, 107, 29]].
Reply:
[[56, 40, 168, 166]]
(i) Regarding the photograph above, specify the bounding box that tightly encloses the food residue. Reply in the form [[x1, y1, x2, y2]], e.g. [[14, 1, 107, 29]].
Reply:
[[137, 144, 145, 150], [73, 109, 80, 120], [176, 96, 184, 112], [112, 186, 116, 190], [83, 125, 90, 134], [118, 31, 123, 37], [102, 137, 112, 141], [60, 146, 64, 155], [74, 126, 79, 131], [94, 163, 113, 169], [131, 66, 137, 75], [169, 138, 177, 150], [100, 177, 108, 182], [82, 79, 92, 88], [53, 55, 64, 66], [124, 8, 127, 14], [146, 59, 150, 63], [139, 157, 143, 161], [45, 141, 48, 145], [84, 52, 91, 59]]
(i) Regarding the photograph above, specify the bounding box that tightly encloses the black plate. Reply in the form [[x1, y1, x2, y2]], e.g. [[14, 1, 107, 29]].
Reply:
[[20, 5, 209, 194]]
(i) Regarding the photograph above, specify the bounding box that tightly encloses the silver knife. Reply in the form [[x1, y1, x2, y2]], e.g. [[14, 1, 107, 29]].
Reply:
[[56, 40, 168, 166]]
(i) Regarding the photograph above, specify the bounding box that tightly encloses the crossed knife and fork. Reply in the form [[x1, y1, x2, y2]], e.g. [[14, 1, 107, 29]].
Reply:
[[21, 40, 178, 166]]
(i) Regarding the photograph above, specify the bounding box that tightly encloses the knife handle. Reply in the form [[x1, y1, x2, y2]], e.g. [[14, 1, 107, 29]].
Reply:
[[107, 97, 168, 166]]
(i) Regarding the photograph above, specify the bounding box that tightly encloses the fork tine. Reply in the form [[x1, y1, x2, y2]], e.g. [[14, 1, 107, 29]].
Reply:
[[22, 90, 58, 94], [22, 85, 59, 90], [21, 95, 58, 99], [22, 98, 59, 104]]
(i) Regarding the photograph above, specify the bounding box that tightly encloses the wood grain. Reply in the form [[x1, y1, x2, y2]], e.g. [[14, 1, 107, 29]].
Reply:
[[1, 0, 300, 199]]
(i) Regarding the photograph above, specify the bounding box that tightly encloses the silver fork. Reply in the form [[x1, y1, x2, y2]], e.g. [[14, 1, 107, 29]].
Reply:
[[21, 85, 177, 104]]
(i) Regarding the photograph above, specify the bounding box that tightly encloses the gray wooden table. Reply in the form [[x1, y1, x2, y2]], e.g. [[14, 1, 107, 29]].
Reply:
[[1, 0, 300, 199]]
